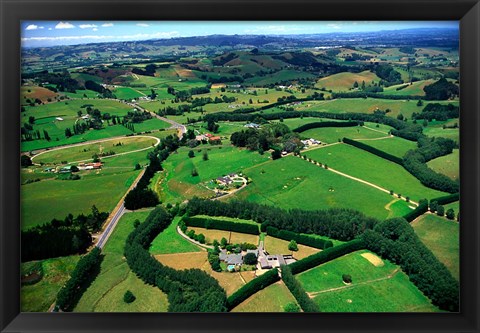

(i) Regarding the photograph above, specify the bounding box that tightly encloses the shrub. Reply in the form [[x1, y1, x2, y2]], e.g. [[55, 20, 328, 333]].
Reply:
[[243, 252, 257, 265], [123, 290, 136, 303], [342, 274, 352, 283]]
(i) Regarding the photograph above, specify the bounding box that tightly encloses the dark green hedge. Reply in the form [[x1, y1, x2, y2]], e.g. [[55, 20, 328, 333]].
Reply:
[[281, 265, 320, 312], [430, 193, 459, 206], [266, 226, 333, 250], [342, 137, 404, 165], [293, 121, 360, 133], [183, 216, 260, 235], [289, 239, 365, 275], [403, 200, 429, 223], [226, 268, 280, 310], [55, 247, 103, 312]]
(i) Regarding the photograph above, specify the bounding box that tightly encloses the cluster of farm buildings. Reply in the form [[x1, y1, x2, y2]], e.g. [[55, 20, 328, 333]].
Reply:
[[44, 162, 102, 173]]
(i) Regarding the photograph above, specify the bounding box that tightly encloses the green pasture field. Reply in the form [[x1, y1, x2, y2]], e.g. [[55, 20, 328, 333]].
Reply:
[[131, 73, 206, 91], [244, 70, 316, 86], [300, 125, 389, 144], [411, 214, 459, 280], [75, 211, 169, 312], [235, 155, 395, 220], [21, 169, 140, 229], [21, 255, 80, 312], [112, 87, 145, 100], [62, 90, 100, 99], [386, 199, 414, 218], [159, 145, 269, 204], [382, 79, 436, 96], [427, 149, 459, 181], [32, 136, 158, 164], [311, 272, 440, 312], [263, 236, 319, 260], [71, 72, 103, 83], [358, 136, 417, 158], [291, 98, 459, 120], [315, 71, 381, 92], [186, 227, 259, 245], [423, 124, 459, 144], [297, 250, 397, 292], [130, 118, 171, 133], [21, 124, 135, 152], [444, 201, 460, 215], [149, 216, 202, 254], [305, 144, 447, 201], [231, 281, 297, 312], [296, 250, 440, 312]]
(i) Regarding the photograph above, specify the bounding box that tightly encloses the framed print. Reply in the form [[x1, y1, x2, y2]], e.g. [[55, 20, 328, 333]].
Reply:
[[1, 0, 479, 332]]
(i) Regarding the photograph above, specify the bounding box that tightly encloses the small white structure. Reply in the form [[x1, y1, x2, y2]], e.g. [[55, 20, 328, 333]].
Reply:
[[55, 117, 64, 121]]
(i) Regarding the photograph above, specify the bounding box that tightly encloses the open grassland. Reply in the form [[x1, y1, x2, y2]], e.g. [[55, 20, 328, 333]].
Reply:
[[75, 211, 169, 312], [21, 255, 80, 312], [231, 281, 297, 312], [305, 144, 447, 201], [149, 216, 202, 254], [160, 146, 269, 204], [21, 169, 140, 229], [264, 236, 319, 260], [245, 69, 316, 86], [444, 201, 460, 214], [421, 122, 460, 144], [32, 136, 158, 164], [130, 118, 171, 132], [382, 79, 436, 96], [112, 87, 145, 100], [187, 227, 259, 245], [311, 272, 440, 312], [236, 155, 394, 219], [411, 214, 459, 280], [427, 149, 459, 181], [131, 73, 206, 92], [358, 136, 417, 158], [315, 71, 380, 92], [292, 98, 458, 120], [301, 125, 389, 144], [386, 199, 414, 218]]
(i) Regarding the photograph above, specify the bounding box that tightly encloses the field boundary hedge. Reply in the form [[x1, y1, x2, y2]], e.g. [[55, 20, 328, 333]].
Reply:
[[293, 121, 361, 133], [226, 268, 280, 310], [281, 265, 320, 312], [429, 193, 459, 205], [183, 216, 260, 235], [342, 137, 404, 165], [289, 239, 365, 275], [266, 226, 333, 250], [403, 200, 429, 222]]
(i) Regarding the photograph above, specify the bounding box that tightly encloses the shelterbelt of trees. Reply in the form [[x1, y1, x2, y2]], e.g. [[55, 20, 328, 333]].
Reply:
[[124, 207, 227, 312]]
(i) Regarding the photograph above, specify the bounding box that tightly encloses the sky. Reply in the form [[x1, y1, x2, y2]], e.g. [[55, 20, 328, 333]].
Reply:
[[21, 21, 458, 48]]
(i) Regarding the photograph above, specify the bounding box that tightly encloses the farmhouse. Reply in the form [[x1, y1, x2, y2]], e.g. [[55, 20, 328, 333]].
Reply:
[[301, 138, 321, 147], [78, 162, 102, 170], [244, 123, 260, 129], [209, 136, 221, 142], [217, 176, 233, 186]]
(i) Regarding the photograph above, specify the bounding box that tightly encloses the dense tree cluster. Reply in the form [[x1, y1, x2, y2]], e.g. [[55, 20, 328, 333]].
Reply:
[[183, 216, 260, 235], [55, 247, 103, 312], [84, 80, 115, 98], [413, 103, 459, 121], [373, 64, 403, 86], [288, 239, 365, 275], [423, 78, 459, 100], [281, 265, 320, 312], [132, 64, 157, 77], [293, 121, 360, 133], [226, 268, 279, 310], [361, 218, 459, 311], [186, 198, 379, 241], [23, 70, 81, 93], [332, 91, 422, 100], [265, 226, 333, 249], [123, 110, 152, 123], [124, 207, 227, 312], [403, 199, 428, 222]]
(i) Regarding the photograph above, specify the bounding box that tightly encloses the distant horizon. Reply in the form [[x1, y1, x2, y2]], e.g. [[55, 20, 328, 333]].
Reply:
[[21, 21, 458, 48]]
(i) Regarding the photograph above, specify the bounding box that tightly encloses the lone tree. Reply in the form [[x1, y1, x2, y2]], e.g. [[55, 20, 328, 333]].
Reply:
[[446, 208, 455, 220], [220, 237, 228, 249], [288, 240, 298, 252], [342, 274, 352, 284], [191, 168, 199, 177], [123, 290, 136, 304], [243, 252, 257, 265], [436, 205, 445, 216], [188, 150, 195, 158], [202, 150, 209, 161]]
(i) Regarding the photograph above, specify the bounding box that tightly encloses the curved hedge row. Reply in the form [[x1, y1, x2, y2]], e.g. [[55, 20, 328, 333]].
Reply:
[[429, 193, 460, 206], [281, 265, 319, 312], [293, 121, 361, 133], [125, 207, 228, 312], [403, 199, 429, 222], [266, 226, 333, 250], [226, 268, 280, 310], [183, 216, 260, 235], [342, 137, 404, 165], [289, 239, 365, 275]]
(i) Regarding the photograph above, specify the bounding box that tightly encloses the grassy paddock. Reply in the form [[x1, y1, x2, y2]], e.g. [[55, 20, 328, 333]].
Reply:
[[427, 149, 459, 181], [149, 216, 202, 254], [231, 281, 297, 312], [411, 214, 459, 280], [74, 211, 169, 312], [264, 236, 320, 260]]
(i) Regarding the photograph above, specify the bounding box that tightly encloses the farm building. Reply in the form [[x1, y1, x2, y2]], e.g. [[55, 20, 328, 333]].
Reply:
[[55, 117, 64, 121], [244, 123, 260, 129], [301, 138, 321, 147], [217, 176, 233, 186], [209, 136, 221, 142], [78, 162, 102, 170]]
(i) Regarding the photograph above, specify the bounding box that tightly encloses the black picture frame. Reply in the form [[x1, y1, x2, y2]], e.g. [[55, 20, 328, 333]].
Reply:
[[1, 0, 479, 332]]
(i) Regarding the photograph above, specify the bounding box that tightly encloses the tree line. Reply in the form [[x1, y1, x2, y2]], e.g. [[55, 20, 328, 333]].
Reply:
[[265, 226, 333, 250], [183, 216, 260, 235], [293, 121, 361, 133], [186, 197, 379, 242], [361, 218, 459, 312], [281, 265, 320, 312], [342, 137, 403, 165], [55, 247, 103, 312], [124, 207, 228, 312]]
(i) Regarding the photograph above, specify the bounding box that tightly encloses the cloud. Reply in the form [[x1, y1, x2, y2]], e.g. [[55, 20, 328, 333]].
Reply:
[[244, 25, 310, 34], [79, 24, 98, 29], [48, 28, 52, 30], [55, 22, 75, 29], [93, 28, 98, 31], [21, 31, 180, 43], [26, 24, 44, 30], [327, 23, 342, 29], [101, 23, 114, 27], [136, 23, 150, 27]]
